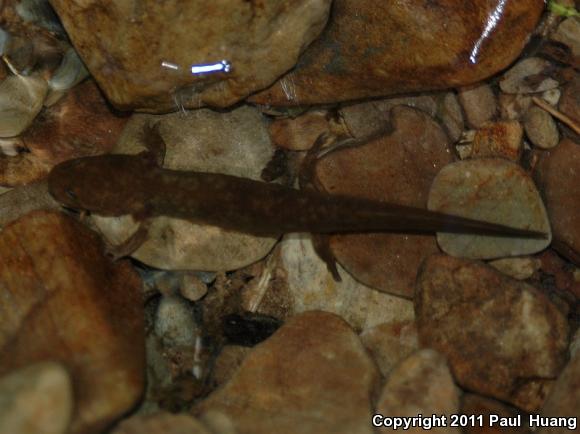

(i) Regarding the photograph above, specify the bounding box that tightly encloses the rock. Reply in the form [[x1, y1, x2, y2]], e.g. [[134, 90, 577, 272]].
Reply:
[[0, 73, 47, 137], [92, 106, 279, 271], [535, 139, 580, 256], [460, 393, 531, 434], [415, 254, 569, 412], [244, 234, 415, 332], [498, 93, 532, 120], [314, 106, 452, 296], [538, 352, 580, 434], [196, 311, 380, 434], [551, 17, 580, 58], [0, 211, 145, 434], [268, 110, 333, 151], [22, 80, 128, 166], [49, 0, 332, 112], [359, 321, 419, 377], [0, 362, 73, 434], [149, 270, 209, 301], [458, 84, 497, 129], [1, 80, 128, 186], [536, 250, 580, 301], [558, 74, 580, 127], [471, 121, 523, 161], [375, 349, 461, 434], [250, 0, 544, 106], [0, 151, 51, 187], [438, 92, 465, 143], [499, 57, 560, 94], [524, 106, 559, 149], [428, 158, 551, 259], [339, 95, 438, 139], [154, 295, 198, 347], [0, 181, 60, 228], [488, 257, 541, 280], [212, 345, 251, 388], [111, 412, 212, 434]]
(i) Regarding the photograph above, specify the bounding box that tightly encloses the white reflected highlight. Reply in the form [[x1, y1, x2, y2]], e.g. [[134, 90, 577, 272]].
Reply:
[[161, 61, 180, 70], [191, 60, 231, 75], [469, 0, 507, 64]]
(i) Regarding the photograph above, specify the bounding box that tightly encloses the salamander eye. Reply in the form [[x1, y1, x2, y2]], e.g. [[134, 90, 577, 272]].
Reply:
[[66, 189, 78, 201]]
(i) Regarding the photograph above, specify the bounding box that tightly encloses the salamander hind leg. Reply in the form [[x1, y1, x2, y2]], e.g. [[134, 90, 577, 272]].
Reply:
[[312, 233, 342, 282]]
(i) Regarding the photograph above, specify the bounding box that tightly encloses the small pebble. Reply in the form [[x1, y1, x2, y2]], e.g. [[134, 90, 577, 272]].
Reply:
[[268, 110, 332, 151], [500, 57, 559, 94], [154, 295, 198, 347], [488, 257, 541, 280], [472, 120, 523, 160], [458, 83, 497, 128], [524, 106, 559, 149]]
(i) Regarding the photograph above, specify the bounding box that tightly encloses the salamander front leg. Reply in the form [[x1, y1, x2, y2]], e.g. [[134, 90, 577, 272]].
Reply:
[[139, 122, 166, 167], [104, 218, 153, 260]]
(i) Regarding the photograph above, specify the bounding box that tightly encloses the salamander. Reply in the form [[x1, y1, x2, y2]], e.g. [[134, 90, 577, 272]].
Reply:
[[47, 124, 545, 247]]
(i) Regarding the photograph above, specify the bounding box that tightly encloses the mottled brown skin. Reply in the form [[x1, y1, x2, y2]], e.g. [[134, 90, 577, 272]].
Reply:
[[47, 126, 546, 240]]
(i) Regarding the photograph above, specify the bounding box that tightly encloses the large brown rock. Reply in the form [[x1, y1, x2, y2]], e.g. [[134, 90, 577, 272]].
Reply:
[[195, 311, 380, 434], [0, 211, 145, 434], [535, 139, 580, 257], [49, 0, 332, 112], [251, 0, 544, 106], [415, 254, 569, 412], [314, 106, 452, 297]]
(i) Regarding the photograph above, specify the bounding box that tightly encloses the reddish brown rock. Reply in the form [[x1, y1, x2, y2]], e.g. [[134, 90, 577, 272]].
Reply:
[[538, 353, 580, 434], [339, 95, 439, 139], [359, 320, 418, 377], [0, 211, 145, 434], [22, 80, 128, 164], [49, 0, 332, 112], [314, 106, 452, 297], [558, 74, 580, 129], [195, 311, 380, 434], [461, 394, 530, 434], [415, 254, 569, 412], [251, 0, 544, 106], [535, 139, 580, 257], [111, 412, 212, 434], [471, 120, 523, 161], [0, 80, 128, 186], [268, 110, 334, 151], [376, 349, 461, 434]]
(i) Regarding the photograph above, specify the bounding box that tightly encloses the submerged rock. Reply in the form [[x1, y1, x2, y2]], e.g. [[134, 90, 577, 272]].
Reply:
[[416, 254, 569, 412], [314, 106, 452, 297], [93, 106, 278, 271], [428, 158, 551, 259], [195, 311, 380, 434], [49, 0, 332, 112], [251, 0, 544, 106], [0, 211, 145, 434]]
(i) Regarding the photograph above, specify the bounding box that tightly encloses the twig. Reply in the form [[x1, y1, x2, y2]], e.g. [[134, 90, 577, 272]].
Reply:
[[532, 96, 580, 135]]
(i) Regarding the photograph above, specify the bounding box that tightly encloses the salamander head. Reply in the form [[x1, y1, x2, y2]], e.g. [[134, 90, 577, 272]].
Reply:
[[48, 154, 152, 216]]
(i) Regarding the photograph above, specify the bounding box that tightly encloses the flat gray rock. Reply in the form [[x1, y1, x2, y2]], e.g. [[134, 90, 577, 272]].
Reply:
[[428, 158, 551, 259]]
